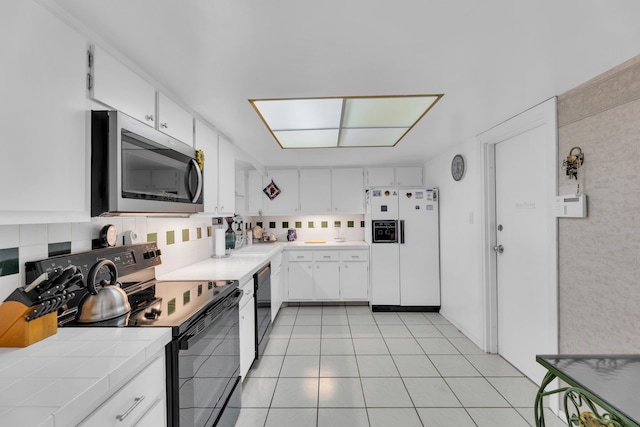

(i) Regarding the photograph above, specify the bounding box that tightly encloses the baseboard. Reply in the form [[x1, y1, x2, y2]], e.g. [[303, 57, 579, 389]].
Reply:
[[371, 305, 440, 313]]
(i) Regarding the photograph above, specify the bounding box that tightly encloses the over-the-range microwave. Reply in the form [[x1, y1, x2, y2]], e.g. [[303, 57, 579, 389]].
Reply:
[[91, 110, 203, 216]]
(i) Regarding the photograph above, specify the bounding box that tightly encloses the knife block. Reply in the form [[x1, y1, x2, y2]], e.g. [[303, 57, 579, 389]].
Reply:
[[0, 301, 58, 347]]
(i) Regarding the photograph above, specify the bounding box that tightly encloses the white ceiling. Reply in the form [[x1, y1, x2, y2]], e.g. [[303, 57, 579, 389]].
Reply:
[[50, 0, 640, 169]]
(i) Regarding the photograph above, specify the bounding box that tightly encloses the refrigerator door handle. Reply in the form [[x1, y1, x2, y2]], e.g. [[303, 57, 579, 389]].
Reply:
[[400, 220, 405, 244]]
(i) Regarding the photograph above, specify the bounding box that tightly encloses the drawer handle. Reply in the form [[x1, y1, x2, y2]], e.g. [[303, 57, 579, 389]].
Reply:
[[351, 256, 359, 259], [297, 256, 304, 259], [323, 256, 331, 259], [116, 396, 145, 422]]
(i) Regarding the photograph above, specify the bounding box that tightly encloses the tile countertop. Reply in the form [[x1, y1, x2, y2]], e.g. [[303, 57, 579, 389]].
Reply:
[[0, 327, 172, 427], [156, 241, 369, 283]]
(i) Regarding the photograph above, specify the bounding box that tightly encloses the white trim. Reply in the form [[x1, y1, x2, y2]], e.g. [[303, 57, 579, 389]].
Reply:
[[478, 97, 559, 378]]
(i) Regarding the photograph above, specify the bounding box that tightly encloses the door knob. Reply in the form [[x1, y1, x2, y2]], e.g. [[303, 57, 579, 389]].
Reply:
[[493, 245, 504, 254]]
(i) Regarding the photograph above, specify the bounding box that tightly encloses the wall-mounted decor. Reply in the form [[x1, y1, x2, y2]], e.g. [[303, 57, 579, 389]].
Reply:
[[263, 180, 281, 200], [451, 154, 465, 181]]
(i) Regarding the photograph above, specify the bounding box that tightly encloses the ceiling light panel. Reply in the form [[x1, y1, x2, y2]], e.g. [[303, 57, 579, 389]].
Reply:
[[339, 128, 409, 147], [252, 98, 343, 130], [274, 129, 339, 148], [342, 96, 440, 128]]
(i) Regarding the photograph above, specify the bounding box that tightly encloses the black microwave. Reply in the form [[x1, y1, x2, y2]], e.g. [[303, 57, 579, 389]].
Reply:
[[91, 110, 204, 216]]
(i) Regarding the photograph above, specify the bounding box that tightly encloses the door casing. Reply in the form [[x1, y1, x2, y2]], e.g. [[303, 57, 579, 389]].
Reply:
[[478, 97, 558, 371]]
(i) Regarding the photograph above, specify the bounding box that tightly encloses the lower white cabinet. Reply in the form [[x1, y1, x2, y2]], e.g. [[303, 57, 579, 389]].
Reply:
[[286, 249, 369, 302], [78, 356, 166, 427], [340, 251, 369, 300], [239, 278, 255, 380], [270, 252, 283, 320]]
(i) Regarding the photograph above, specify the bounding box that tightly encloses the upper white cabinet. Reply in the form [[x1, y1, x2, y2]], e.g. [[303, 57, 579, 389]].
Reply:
[[263, 169, 299, 214], [90, 45, 156, 126], [246, 170, 264, 215], [217, 136, 236, 214], [91, 46, 194, 146], [332, 168, 364, 213], [366, 167, 395, 187], [195, 120, 235, 215], [299, 169, 332, 213], [157, 93, 194, 146], [395, 166, 423, 187], [365, 166, 423, 187], [0, 0, 88, 224], [195, 119, 218, 213]]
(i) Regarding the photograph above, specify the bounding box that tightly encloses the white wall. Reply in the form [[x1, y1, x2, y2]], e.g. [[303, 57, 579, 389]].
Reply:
[[424, 139, 485, 348]]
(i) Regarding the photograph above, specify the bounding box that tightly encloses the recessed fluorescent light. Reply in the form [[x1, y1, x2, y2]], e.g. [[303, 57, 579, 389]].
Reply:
[[249, 94, 443, 149]]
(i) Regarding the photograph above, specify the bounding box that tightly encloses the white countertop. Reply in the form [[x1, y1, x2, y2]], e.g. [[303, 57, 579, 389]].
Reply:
[[157, 241, 368, 283], [0, 327, 171, 427]]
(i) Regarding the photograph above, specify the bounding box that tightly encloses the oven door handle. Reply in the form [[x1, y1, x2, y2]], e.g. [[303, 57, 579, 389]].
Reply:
[[178, 289, 241, 350]]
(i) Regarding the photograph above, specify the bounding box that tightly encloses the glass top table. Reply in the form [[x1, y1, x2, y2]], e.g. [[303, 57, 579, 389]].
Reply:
[[535, 355, 640, 427]]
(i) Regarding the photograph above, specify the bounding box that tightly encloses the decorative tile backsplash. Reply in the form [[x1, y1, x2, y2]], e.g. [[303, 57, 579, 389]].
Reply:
[[248, 215, 365, 242], [0, 216, 216, 302]]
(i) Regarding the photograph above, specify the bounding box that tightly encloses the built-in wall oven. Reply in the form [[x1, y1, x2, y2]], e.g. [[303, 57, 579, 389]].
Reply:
[[32, 243, 240, 427], [254, 264, 271, 358], [372, 220, 398, 243]]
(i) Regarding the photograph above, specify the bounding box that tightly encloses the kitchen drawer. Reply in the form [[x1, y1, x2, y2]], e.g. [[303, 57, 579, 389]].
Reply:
[[340, 250, 369, 262], [288, 251, 312, 262], [313, 251, 339, 262], [78, 357, 165, 427]]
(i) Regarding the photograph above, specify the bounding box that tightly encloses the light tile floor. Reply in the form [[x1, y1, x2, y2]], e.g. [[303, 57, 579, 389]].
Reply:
[[236, 305, 565, 427]]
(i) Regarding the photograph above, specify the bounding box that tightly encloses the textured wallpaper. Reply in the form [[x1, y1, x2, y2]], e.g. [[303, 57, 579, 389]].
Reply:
[[557, 55, 640, 353]]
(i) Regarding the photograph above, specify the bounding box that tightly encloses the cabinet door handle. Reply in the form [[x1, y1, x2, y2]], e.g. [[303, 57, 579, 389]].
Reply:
[[116, 395, 145, 422], [145, 114, 154, 122], [160, 122, 168, 129]]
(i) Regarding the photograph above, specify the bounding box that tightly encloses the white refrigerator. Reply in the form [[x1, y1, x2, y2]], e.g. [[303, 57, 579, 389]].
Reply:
[[366, 188, 440, 308]]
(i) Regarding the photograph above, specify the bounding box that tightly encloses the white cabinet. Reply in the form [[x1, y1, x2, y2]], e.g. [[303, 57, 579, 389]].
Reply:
[[263, 169, 299, 214], [217, 136, 236, 214], [365, 166, 424, 187], [91, 47, 194, 147], [195, 119, 219, 213], [246, 169, 264, 215], [195, 121, 235, 215], [91, 45, 156, 127], [313, 252, 340, 300], [270, 252, 283, 321], [157, 93, 194, 146], [395, 166, 423, 187], [339, 251, 369, 300], [78, 356, 166, 427], [299, 169, 332, 213], [239, 278, 255, 380], [0, 0, 89, 224], [366, 167, 395, 187], [287, 251, 314, 300], [286, 249, 368, 302], [332, 168, 365, 213]]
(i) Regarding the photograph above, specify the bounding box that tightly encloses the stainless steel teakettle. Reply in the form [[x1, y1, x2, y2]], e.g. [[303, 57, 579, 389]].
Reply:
[[76, 259, 131, 323]]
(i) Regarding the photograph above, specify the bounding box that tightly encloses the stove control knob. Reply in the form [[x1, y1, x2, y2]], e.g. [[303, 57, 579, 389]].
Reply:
[[155, 249, 162, 256], [143, 250, 156, 259]]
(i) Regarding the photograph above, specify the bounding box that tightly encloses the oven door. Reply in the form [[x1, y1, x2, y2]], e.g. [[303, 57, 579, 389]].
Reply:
[[372, 220, 398, 243], [167, 289, 241, 427]]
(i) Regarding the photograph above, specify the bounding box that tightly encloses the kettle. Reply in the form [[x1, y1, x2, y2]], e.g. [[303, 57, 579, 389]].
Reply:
[[76, 259, 131, 323]]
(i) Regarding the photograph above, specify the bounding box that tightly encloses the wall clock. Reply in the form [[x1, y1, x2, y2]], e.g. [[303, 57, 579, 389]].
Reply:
[[451, 154, 465, 181]]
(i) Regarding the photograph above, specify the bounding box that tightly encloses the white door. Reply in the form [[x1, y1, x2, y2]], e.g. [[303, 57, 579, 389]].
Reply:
[[494, 124, 555, 384]]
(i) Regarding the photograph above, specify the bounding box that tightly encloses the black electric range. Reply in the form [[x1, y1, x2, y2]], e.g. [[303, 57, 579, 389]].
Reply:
[[28, 243, 242, 427]]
